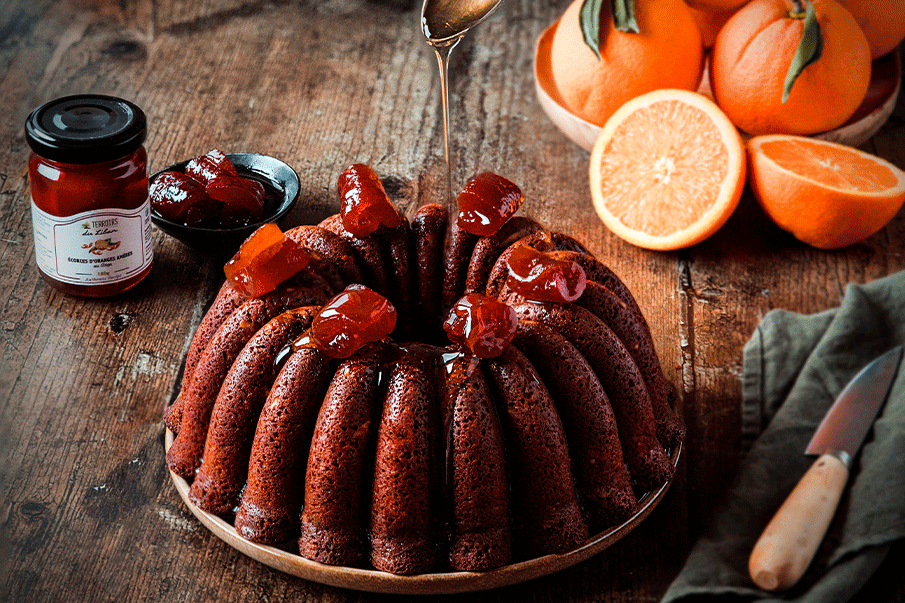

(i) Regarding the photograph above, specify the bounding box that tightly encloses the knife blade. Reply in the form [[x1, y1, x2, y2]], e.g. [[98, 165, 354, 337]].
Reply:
[[749, 345, 902, 592]]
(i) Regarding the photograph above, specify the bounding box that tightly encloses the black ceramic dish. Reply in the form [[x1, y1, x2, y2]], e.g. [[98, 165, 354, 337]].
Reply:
[[150, 153, 300, 252]]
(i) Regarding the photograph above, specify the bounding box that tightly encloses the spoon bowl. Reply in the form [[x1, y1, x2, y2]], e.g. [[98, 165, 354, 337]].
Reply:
[[421, 0, 505, 45]]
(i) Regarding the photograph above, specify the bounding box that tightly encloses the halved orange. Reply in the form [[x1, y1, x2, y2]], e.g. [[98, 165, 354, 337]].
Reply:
[[748, 135, 905, 249], [589, 89, 746, 251]]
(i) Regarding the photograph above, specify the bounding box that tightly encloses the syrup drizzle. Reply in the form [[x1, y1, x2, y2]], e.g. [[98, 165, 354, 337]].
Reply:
[[421, 0, 506, 206], [428, 40, 457, 207]]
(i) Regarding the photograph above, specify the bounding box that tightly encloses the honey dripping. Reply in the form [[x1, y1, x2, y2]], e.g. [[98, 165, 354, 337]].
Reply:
[[421, 0, 505, 206]]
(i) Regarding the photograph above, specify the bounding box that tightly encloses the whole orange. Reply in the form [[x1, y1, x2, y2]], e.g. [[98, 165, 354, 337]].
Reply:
[[835, 0, 905, 59], [687, 3, 738, 49], [686, 0, 749, 13], [710, 0, 871, 136], [548, 0, 704, 127]]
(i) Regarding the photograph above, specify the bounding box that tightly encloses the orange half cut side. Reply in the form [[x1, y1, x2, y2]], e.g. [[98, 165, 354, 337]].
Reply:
[[589, 89, 746, 251], [747, 134, 905, 249]]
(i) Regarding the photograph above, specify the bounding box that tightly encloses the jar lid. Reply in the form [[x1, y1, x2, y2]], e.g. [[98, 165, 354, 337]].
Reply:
[[24, 94, 147, 164]]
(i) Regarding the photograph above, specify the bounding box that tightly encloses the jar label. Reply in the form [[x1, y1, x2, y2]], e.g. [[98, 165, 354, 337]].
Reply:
[[31, 199, 154, 286]]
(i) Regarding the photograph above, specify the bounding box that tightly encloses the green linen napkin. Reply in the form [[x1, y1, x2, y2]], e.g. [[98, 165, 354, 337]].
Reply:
[[662, 270, 905, 603]]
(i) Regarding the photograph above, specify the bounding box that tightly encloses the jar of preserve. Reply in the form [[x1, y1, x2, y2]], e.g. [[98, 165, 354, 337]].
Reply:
[[25, 94, 153, 297]]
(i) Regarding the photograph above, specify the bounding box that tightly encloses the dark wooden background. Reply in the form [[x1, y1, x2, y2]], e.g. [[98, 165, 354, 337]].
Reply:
[[1, 0, 903, 600]]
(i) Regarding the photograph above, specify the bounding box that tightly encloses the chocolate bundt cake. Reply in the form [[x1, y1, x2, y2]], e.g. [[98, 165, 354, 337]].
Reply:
[[164, 165, 683, 575]]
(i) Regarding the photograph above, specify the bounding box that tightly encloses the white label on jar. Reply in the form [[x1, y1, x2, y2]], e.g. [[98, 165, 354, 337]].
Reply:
[[31, 198, 154, 285]]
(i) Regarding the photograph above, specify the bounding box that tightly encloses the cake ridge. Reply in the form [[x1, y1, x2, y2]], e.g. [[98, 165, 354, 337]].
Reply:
[[235, 341, 334, 544], [166, 285, 331, 478]]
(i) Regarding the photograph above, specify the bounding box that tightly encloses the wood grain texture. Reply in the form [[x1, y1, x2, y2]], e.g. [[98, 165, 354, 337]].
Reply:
[[1, 0, 903, 601]]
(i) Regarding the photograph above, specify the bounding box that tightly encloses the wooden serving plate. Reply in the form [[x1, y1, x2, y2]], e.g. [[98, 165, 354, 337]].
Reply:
[[535, 18, 902, 152], [165, 429, 680, 594]]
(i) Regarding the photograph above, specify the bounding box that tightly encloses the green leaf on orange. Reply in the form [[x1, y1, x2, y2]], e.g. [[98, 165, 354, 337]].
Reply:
[[612, 0, 639, 34], [782, 0, 823, 103], [580, 0, 639, 60], [580, 0, 604, 59]]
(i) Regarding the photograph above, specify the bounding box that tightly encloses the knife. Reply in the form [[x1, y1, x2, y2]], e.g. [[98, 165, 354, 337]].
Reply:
[[748, 345, 902, 592]]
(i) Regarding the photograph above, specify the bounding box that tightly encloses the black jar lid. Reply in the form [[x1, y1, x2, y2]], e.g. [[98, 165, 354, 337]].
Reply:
[[25, 94, 147, 164]]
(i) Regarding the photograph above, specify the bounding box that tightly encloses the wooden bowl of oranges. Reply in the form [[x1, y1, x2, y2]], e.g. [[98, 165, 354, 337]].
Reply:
[[535, 0, 905, 252]]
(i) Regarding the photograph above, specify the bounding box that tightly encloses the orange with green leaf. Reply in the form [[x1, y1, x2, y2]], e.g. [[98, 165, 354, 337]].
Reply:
[[548, 0, 704, 127], [710, 0, 871, 136]]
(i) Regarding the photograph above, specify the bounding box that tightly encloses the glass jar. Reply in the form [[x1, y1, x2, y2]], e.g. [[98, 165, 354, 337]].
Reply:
[[25, 94, 153, 297]]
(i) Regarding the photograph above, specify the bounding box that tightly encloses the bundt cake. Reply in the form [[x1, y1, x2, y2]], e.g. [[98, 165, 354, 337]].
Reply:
[[164, 164, 683, 575]]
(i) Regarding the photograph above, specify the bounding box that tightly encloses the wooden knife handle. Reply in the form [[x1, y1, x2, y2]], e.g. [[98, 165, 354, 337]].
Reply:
[[748, 452, 849, 591]]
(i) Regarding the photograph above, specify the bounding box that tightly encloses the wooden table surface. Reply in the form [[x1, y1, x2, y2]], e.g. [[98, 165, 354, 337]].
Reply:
[[2, 0, 904, 601]]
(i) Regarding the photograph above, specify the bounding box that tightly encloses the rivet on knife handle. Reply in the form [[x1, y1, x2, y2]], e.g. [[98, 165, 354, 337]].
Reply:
[[748, 451, 850, 591]]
